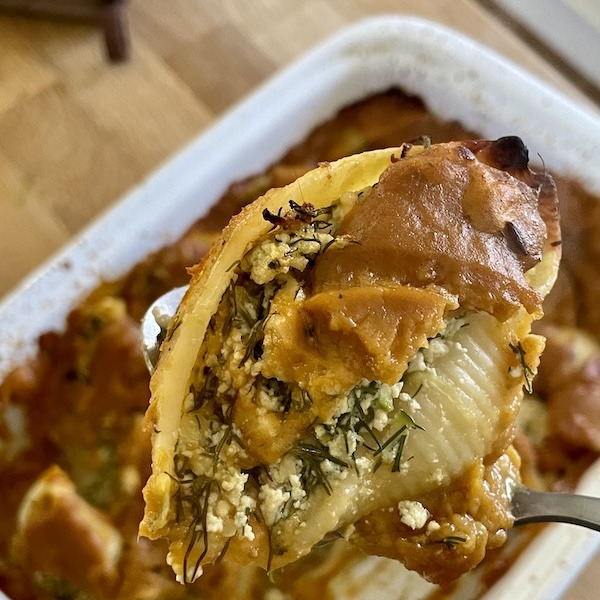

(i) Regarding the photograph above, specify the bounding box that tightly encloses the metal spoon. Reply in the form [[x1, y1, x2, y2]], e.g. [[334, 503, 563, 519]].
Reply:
[[140, 285, 188, 374], [140, 287, 600, 532]]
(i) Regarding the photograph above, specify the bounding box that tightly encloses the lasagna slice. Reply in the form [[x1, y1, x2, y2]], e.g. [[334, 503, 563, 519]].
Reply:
[[140, 138, 560, 584]]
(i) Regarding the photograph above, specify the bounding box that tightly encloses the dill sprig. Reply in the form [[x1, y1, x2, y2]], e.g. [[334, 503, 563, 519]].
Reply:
[[398, 408, 425, 431], [334, 381, 424, 473], [374, 426, 406, 456], [373, 425, 407, 472], [312, 220, 334, 231], [509, 341, 535, 393], [294, 439, 348, 496], [320, 236, 360, 254], [166, 454, 221, 583], [188, 369, 218, 412], [392, 434, 408, 472], [241, 311, 272, 364], [287, 236, 323, 250], [434, 535, 467, 549], [353, 401, 382, 453], [213, 427, 233, 466], [259, 378, 312, 414], [374, 407, 424, 472], [214, 537, 232, 566], [182, 475, 217, 583], [222, 280, 237, 337]]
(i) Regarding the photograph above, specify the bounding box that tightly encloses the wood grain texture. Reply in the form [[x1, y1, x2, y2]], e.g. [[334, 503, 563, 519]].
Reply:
[[0, 4, 597, 594]]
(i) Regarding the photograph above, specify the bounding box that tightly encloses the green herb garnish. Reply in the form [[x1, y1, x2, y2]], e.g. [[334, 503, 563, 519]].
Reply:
[[509, 341, 535, 393], [435, 535, 467, 549]]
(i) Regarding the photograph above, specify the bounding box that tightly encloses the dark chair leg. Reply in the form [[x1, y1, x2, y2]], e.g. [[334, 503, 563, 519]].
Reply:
[[101, 0, 130, 63]]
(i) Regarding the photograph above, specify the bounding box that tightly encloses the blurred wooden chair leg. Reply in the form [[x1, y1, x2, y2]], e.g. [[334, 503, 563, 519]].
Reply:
[[101, 0, 129, 63]]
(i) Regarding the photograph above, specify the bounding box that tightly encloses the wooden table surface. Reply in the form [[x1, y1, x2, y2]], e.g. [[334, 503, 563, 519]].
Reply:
[[0, 1, 598, 598]]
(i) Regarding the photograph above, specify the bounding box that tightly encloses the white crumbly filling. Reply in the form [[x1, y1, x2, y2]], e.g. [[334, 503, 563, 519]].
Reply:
[[406, 317, 468, 375], [397, 500, 430, 530], [170, 179, 480, 577], [176, 312, 472, 556], [333, 187, 372, 224], [259, 454, 308, 527], [427, 519, 441, 533], [243, 226, 335, 285]]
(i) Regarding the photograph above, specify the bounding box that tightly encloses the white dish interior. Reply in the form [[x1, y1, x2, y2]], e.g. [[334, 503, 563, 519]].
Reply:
[[1, 16, 600, 600]]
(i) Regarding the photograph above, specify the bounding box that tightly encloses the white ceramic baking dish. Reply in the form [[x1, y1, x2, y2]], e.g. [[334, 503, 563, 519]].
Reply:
[[1, 16, 600, 600]]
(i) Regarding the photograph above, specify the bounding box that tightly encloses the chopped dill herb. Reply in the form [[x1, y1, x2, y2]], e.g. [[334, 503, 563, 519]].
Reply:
[[188, 369, 218, 412], [266, 525, 274, 573], [182, 475, 215, 583], [509, 341, 535, 393], [234, 285, 258, 327], [300, 389, 313, 411], [374, 425, 407, 456], [330, 380, 424, 474], [312, 220, 334, 231], [398, 409, 425, 431], [214, 537, 232, 565], [373, 426, 406, 472], [294, 439, 348, 496], [257, 379, 311, 415], [287, 236, 323, 249], [353, 401, 381, 453], [222, 280, 237, 337], [313, 530, 344, 549], [321, 237, 338, 254], [165, 454, 224, 583], [241, 317, 266, 363], [434, 535, 467, 549], [392, 433, 407, 472]]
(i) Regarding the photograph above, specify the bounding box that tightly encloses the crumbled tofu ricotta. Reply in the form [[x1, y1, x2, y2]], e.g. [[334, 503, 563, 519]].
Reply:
[[206, 513, 224, 533], [509, 365, 524, 379], [257, 385, 282, 411], [333, 186, 372, 224], [242, 524, 255, 541], [397, 500, 430, 530], [355, 456, 373, 476], [259, 455, 309, 526], [406, 352, 428, 374], [427, 519, 441, 533], [407, 317, 469, 375], [371, 408, 389, 432], [243, 227, 334, 285], [259, 486, 291, 527], [168, 550, 203, 584]]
